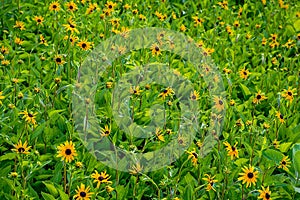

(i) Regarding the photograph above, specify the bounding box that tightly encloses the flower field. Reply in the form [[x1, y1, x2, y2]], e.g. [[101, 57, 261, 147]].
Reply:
[[0, 0, 300, 199]]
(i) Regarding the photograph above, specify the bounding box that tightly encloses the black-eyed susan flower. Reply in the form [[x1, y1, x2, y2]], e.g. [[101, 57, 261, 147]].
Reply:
[[278, 156, 291, 171], [275, 111, 285, 124], [86, 3, 98, 14], [155, 128, 165, 142], [73, 183, 93, 200], [130, 86, 142, 96], [270, 33, 277, 41], [281, 87, 297, 102], [57, 141, 77, 162], [65, 1, 78, 12], [54, 55, 65, 65], [49, 1, 60, 12], [12, 141, 31, 154], [91, 170, 112, 188], [0, 91, 4, 105], [202, 174, 218, 192], [1, 46, 9, 54], [76, 161, 84, 168], [34, 16, 44, 25], [223, 141, 239, 160], [105, 185, 114, 193], [13, 21, 25, 30], [229, 99, 235, 106], [213, 96, 225, 112], [238, 165, 258, 188], [179, 24, 187, 32], [105, 1, 117, 11], [253, 91, 267, 104], [19, 110, 37, 125], [192, 16, 204, 27], [239, 68, 250, 79], [100, 125, 111, 137], [258, 186, 272, 200], [17, 92, 24, 99], [190, 90, 200, 101], [77, 40, 93, 51], [123, 3, 131, 10], [132, 9, 138, 15], [150, 43, 161, 56], [186, 148, 198, 166], [63, 17, 79, 34], [158, 87, 174, 99], [39, 35, 48, 46], [129, 162, 143, 175], [14, 37, 23, 45], [233, 20, 240, 28], [9, 172, 19, 178]]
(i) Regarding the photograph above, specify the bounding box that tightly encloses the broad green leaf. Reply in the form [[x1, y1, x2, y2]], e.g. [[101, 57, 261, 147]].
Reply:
[[239, 83, 251, 97], [43, 181, 58, 197], [263, 149, 284, 164], [293, 151, 300, 176], [41, 192, 56, 200]]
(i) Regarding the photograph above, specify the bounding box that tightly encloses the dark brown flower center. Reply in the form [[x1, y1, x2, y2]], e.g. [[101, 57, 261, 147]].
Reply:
[[280, 114, 283, 119], [163, 89, 168, 93], [18, 147, 25, 152], [80, 192, 86, 197], [287, 91, 292, 96], [105, 130, 109, 134], [56, 57, 62, 63], [82, 43, 87, 48], [192, 152, 198, 158], [28, 113, 33, 117], [98, 175, 105, 181], [192, 95, 196, 99], [218, 100, 223, 105], [178, 139, 183, 144], [53, 5, 57, 9], [70, 24, 75, 28], [247, 172, 254, 178], [155, 46, 159, 51], [37, 19, 41, 22], [282, 160, 286, 165], [265, 193, 270, 199], [108, 5, 112, 9], [243, 71, 247, 75], [69, 5, 73, 9], [256, 94, 261, 99], [65, 149, 72, 155], [231, 146, 236, 151]]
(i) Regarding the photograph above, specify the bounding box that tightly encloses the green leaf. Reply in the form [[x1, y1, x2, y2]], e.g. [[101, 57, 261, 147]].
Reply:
[[41, 192, 56, 200], [263, 149, 284, 164], [293, 151, 300, 176], [43, 181, 58, 197], [0, 153, 16, 162], [57, 188, 69, 200], [234, 158, 249, 167], [239, 83, 251, 97], [279, 142, 292, 153]]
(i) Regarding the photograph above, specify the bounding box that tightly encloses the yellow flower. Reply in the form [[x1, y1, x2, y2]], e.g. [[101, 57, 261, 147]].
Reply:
[[19, 110, 37, 125], [275, 111, 285, 124], [223, 141, 239, 160], [253, 91, 267, 104], [40, 35, 48, 46], [105, 1, 117, 11], [15, 37, 23, 45], [54, 55, 65, 65], [213, 96, 225, 112], [100, 125, 111, 137], [190, 90, 200, 101], [179, 24, 187, 32], [239, 68, 250, 80], [186, 148, 198, 166], [278, 156, 291, 171], [65, 1, 78, 12], [192, 16, 204, 27], [258, 186, 272, 200], [105, 185, 114, 193], [158, 87, 174, 99], [150, 43, 161, 56], [238, 165, 258, 188], [56, 141, 77, 162], [130, 86, 142, 96], [49, 1, 60, 12], [155, 128, 165, 142], [14, 21, 25, 30], [34, 16, 44, 25], [91, 170, 112, 188], [12, 141, 31, 154], [0, 91, 5, 105], [202, 174, 218, 192], [129, 162, 143, 175], [73, 183, 93, 200], [281, 87, 297, 103], [77, 40, 93, 51], [75, 162, 84, 168], [63, 17, 79, 34]]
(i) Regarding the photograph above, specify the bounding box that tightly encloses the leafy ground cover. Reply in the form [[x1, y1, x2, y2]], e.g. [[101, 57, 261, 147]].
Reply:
[[0, 0, 300, 199]]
